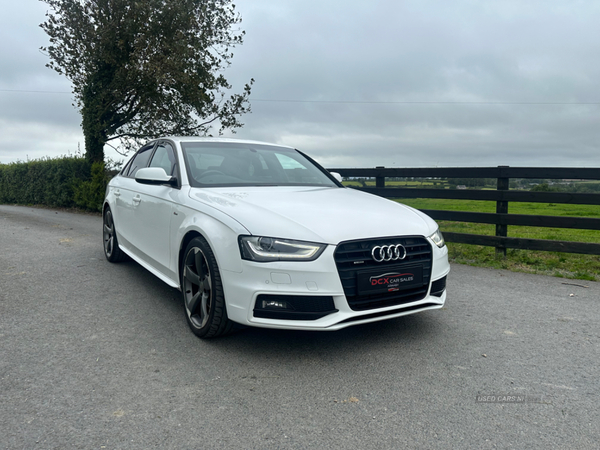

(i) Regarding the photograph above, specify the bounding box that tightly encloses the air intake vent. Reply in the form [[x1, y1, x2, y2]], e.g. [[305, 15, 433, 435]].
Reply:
[[430, 276, 447, 297]]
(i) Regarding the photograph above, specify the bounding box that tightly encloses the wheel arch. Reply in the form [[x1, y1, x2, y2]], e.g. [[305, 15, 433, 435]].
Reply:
[[174, 207, 246, 285], [177, 226, 243, 281], [178, 230, 203, 286]]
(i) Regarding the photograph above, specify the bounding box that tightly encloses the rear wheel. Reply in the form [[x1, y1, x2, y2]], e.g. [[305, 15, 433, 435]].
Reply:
[[103, 207, 128, 262], [181, 236, 235, 338]]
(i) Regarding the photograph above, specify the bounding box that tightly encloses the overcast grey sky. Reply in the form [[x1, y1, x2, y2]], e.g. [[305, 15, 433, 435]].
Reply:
[[1, 0, 599, 167]]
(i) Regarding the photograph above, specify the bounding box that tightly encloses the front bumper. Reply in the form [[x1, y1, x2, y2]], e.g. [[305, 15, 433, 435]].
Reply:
[[221, 241, 449, 331]]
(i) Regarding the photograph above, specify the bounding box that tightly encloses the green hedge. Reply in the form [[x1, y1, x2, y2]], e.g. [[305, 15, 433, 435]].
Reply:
[[0, 156, 110, 212]]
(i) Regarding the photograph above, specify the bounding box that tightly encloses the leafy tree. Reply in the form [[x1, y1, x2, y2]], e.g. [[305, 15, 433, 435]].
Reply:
[[40, 0, 254, 162], [531, 182, 557, 192]]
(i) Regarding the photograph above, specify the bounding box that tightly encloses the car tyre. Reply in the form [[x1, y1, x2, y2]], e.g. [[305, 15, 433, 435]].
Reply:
[[181, 236, 236, 338], [103, 207, 128, 262]]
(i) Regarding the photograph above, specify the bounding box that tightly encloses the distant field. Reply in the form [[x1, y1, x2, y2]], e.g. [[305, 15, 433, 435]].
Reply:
[[387, 196, 600, 281], [341, 181, 600, 280], [343, 178, 600, 191], [344, 180, 445, 188]]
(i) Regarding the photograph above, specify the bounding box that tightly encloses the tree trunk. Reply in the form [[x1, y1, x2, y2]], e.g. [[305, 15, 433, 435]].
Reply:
[[82, 100, 106, 164], [84, 130, 105, 163]]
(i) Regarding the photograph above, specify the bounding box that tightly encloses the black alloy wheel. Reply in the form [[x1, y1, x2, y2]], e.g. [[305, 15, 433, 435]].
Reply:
[[103, 207, 127, 262], [181, 237, 235, 338]]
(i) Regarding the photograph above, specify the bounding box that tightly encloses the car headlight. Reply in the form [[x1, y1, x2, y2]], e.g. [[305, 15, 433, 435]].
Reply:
[[429, 228, 446, 248], [239, 236, 327, 262]]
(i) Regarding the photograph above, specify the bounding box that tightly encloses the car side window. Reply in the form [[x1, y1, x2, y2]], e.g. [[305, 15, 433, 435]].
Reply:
[[125, 145, 154, 178], [149, 142, 176, 176], [120, 157, 133, 176]]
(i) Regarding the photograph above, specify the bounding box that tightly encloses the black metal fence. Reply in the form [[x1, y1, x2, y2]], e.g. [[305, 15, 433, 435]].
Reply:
[[327, 166, 600, 256]]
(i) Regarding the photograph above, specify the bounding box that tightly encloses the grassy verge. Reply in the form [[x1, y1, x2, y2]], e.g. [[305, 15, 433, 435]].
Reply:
[[397, 198, 600, 282]]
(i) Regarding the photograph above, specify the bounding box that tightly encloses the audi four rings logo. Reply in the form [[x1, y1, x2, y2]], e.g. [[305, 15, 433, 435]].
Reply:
[[371, 244, 407, 262]]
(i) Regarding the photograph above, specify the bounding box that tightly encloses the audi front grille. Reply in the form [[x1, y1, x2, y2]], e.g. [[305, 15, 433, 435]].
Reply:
[[333, 236, 433, 311]]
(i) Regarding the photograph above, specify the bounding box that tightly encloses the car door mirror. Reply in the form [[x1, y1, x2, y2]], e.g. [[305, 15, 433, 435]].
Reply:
[[135, 167, 177, 187], [330, 172, 343, 183]]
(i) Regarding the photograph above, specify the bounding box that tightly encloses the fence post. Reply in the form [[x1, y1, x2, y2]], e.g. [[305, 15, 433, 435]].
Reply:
[[375, 166, 385, 188], [496, 166, 509, 257]]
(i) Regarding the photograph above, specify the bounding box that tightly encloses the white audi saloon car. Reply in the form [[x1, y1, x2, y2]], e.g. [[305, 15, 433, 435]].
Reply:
[[103, 137, 450, 338]]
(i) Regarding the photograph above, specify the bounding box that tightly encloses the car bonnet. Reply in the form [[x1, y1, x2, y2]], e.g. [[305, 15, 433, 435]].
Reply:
[[188, 186, 436, 245]]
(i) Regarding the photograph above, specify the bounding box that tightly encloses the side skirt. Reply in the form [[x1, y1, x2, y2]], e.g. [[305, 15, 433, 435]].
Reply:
[[119, 244, 180, 290]]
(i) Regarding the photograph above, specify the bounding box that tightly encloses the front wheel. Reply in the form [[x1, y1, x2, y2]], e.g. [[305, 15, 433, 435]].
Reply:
[[181, 237, 235, 338]]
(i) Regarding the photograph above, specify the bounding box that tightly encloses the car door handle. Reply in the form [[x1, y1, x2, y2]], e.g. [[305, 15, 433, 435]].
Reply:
[[113, 189, 121, 197], [133, 195, 141, 205]]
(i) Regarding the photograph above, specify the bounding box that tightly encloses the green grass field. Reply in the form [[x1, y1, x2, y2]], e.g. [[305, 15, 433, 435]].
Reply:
[[341, 179, 600, 280], [396, 198, 600, 281], [344, 180, 444, 188]]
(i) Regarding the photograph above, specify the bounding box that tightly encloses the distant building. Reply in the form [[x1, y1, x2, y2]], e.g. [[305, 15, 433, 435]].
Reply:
[[457, 185, 467, 190]]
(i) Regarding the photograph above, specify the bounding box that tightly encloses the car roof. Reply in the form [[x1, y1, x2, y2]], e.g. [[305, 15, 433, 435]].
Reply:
[[159, 136, 295, 150]]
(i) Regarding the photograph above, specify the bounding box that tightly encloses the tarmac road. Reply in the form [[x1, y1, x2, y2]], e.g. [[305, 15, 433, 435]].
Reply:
[[1, 204, 599, 449]]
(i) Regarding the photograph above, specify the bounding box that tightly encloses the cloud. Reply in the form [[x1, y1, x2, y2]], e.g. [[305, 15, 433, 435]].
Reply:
[[1, 0, 600, 167], [0, 118, 83, 164], [224, 0, 600, 167]]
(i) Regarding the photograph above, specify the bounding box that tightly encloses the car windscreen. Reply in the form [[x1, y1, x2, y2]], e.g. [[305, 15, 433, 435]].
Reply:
[[181, 142, 339, 188]]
